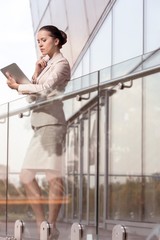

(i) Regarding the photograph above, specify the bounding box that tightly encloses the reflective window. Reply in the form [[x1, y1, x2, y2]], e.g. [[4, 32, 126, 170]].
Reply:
[[144, 175, 160, 222], [89, 175, 96, 222], [0, 104, 8, 235], [82, 49, 90, 76], [49, 0, 68, 30], [85, 0, 110, 33], [65, 0, 89, 61], [109, 80, 142, 175], [109, 176, 142, 221], [144, 0, 160, 52], [72, 62, 83, 79], [38, 7, 52, 28], [143, 73, 160, 175], [89, 109, 97, 175], [90, 13, 112, 72], [37, 0, 49, 20], [112, 0, 143, 64], [29, 1, 40, 30], [82, 114, 89, 174], [82, 175, 88, 220], [99, 176, 105, 222], [99, 94, 107, 175]]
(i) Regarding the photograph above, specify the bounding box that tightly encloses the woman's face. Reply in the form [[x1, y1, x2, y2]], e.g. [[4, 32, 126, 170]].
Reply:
[[37, 30, 60, 57]]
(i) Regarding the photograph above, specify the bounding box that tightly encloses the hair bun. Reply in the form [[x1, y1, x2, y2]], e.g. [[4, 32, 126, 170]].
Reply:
[[60, 30, 67, 45], [39, 25, 67, 48]]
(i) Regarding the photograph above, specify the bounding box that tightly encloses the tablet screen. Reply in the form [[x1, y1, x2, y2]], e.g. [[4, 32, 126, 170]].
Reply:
[[1, 63, 30, 84]]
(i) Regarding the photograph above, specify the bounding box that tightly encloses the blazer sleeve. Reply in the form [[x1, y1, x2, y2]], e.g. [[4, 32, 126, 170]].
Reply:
[[18, 59, 70, 95]]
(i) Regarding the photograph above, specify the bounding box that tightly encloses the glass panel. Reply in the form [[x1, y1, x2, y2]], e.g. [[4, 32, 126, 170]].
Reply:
[[109, 176, 142, 221], [65, 175, 73, 220], [65, 0, 89, 61], [143, 72, 160, 175], [38, 7, 52, 27], [85, 0, 110, 33], [99, 176, 105, 223], [2, 56, 160, 239], [100, 66, 111, 83], [1, 72, 99, 239], [8, 97, 37, 239], [82, 113, 89, 174], [143, 49, 160, 70], [109, 80, 142, 175], [90, 12, 112, 72], [89, 175, 95, 222], [89, 108, 97, 175], [73, 175, 80, 219], [29, 0, 51, 34], [144, 175, 160, 222], [99, 93, 107, 175], [82, 175, 88, 220], [29, 1, 40, 31], [113, 0, 143, 64], [82, 50, 90, 76], [4, 92, 80, 239], [37, 0, 49, 23], [144, 0, 160, 53], [49, 0, 68, 31], [99, 50, 160, 86], [102, 72, 160, 239], [65, 80, 98, 236], [111, 56, 142, 79], [0, 103, 8, 237], [72, 71, 98, 91]]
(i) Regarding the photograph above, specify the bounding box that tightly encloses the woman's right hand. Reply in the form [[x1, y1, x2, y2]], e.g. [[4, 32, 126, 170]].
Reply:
[[32, 56, 48, 83]]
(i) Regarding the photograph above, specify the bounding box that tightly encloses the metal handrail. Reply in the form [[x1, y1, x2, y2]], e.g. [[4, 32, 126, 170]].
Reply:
[[0, 64, 160, 121]]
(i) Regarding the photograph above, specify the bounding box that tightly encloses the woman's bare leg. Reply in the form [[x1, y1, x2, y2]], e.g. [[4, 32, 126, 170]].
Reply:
[[48, 177, 64, 226], [46, 175, 64, 239], [20, 170, 45, 230]]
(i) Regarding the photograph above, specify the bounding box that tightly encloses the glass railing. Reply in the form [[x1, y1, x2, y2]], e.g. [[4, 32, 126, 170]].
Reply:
[[0, 50, 160, 239]]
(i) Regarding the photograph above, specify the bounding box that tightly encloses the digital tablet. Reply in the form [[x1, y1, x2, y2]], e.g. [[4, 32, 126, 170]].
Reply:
[[1, 63, 31, 84]]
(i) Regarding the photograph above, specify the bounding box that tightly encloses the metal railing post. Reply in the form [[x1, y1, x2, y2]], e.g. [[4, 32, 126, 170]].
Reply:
[[40, 221, 50, 240], [112, 224, 127, 240], [14, 219, 24, 240], [71, 223, 83, 240]]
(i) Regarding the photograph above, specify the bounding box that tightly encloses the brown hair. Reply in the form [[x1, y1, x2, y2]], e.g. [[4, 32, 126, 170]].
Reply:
[[39, 25, 67, 48]]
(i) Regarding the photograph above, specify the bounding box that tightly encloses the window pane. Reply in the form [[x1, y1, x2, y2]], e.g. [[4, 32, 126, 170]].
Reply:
[[90, 13, 112, 72], [144, 0, 160, 52], [112, 0, 143, 64], [109, 80, 142, 175], [144, 73, 160, 175], [109, 176, 142, 221]]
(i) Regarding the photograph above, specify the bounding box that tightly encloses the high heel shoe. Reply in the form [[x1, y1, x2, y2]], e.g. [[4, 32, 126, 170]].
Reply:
[[49, 227, 60, 240]]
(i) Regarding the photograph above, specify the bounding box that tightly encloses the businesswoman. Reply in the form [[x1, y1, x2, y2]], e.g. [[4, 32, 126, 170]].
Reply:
[[6, 25, 71, 240]]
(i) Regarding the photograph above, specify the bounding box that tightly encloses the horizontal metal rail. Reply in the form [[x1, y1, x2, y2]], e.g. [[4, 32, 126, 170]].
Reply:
[[0, 64, 160, 120]]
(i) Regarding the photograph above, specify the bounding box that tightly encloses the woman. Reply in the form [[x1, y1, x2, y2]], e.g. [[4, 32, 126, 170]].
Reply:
[[6, 25, 71, 239]]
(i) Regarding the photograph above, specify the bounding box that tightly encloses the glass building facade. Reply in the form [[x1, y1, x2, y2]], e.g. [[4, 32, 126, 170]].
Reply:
[[28, 0, 160, 238], [0, 0, 160, 239]]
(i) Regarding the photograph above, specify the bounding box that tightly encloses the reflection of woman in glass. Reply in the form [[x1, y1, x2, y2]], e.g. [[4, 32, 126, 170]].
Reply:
[[6, 25, 71, 239]]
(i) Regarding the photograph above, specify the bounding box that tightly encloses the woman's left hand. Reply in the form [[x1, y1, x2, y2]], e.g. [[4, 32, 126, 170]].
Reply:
[[6, 72, 19, 90]]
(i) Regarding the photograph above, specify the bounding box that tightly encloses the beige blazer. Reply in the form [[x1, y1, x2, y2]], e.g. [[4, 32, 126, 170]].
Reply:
[[18, 52, 71, 127]]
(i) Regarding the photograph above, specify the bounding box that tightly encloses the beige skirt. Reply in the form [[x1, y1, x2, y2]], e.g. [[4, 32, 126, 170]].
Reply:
[[22, 125, 67, 175]]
